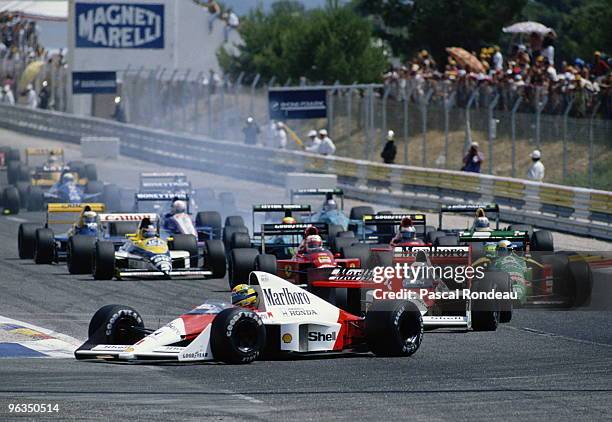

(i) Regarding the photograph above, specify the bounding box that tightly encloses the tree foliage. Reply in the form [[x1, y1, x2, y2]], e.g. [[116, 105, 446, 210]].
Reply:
[[217, 1, 387, 84]]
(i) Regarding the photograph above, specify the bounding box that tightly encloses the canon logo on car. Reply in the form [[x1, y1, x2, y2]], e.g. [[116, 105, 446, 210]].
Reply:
[[262, 288, 311, 306]]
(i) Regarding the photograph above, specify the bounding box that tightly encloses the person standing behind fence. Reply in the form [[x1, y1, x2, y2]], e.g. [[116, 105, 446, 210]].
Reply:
[[305, 130, 320, 152], [38, 80, 50, 110], [276, 122, 287, 149], [527, 150, 545, 182], [24, 83, 37, 109], [462, 142, 483, 173], [1, 84, 14, 105], [380, 130, 397, 164], [242, 116, 260, 145], [317, 129, 336, 156]]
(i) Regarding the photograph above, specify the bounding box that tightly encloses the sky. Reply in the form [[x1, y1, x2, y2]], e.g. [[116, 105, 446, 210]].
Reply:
[[221, 0, 343, 15]]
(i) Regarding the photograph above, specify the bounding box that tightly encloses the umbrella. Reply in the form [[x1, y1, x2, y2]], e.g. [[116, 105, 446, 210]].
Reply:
[[502, 21, 552, 35], [18, 60, 45, 88], [445, 47, 486, 74]]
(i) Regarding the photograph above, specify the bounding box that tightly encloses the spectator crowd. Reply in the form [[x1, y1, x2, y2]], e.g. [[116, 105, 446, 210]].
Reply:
[[383, 33, 611, 119]]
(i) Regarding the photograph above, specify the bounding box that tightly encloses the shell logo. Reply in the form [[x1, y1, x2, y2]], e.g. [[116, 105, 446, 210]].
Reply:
[[282, 333, 293, 344], [348, 262, 356, 268]]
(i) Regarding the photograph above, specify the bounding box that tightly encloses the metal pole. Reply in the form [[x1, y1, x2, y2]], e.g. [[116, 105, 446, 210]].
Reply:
[[219, 75, 228, 138], [588, 102, 601, 188], [369, 85, 375, 160], [443, 91, 456, 169], [382, 86, 391, 152], [194, 71, 204, 133], [403, 85, 413, 165], [363, 86, 370, 160], [534, 87, 548, 148], [510, 96, 523, 178], [487, 93, 500, 174], [250, 74, 260, 116], [421, 89, 433, 167], [562, 97, 574, 180], [327, 86, 335, 138], [347, 85, 355, 145], [464, 89, 479, 153]]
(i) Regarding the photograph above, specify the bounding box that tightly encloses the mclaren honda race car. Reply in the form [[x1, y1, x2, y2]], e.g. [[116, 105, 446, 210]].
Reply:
[[75, 271, 423, 363], [92, 215, 226, 280]]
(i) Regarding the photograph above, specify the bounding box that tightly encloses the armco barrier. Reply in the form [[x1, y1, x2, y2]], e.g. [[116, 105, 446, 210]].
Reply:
[[0, 104, 610, 240]]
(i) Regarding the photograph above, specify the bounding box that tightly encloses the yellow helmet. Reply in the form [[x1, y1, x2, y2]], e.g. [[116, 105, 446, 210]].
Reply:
[[282, 216, 297, 224], [231, 284, 258, 307]]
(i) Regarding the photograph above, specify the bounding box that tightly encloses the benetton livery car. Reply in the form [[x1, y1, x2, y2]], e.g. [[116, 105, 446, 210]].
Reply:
[[75, 271, 424, 363]]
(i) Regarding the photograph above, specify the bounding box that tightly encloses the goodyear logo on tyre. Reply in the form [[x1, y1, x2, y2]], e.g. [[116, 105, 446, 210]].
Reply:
[[76, 3, 164, 49]]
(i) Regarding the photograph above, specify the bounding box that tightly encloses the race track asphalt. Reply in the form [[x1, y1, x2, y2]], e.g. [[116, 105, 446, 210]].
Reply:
[[0, 128, 610, 421]]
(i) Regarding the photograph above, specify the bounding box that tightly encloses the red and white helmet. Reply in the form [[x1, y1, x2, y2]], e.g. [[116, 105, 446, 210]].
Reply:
[[306, 235, 323, 251]]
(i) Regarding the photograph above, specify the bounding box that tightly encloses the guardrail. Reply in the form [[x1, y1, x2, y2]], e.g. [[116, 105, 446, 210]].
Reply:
[[0, 104, 610, 240]]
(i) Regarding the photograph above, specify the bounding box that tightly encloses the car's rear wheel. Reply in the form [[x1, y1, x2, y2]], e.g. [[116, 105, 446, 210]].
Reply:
[[67, 235, 96, 274], [196, 211, 222, 238], [34, 228, 55, 264], [366, 300, 423, 357], [224, 215, 245, 228], [228, 248, 258, 289], [204, 239, 226, 279], [255, 253, 277, 276], [210, 307, 265, 364], [342, 244, 371, 268], [84, 164, 98, 181], [471, 271, 511, 331], [531, 230, 554, 252], [85, 181, 104, 195], [3, 186, 20, 214], [93, 241, 116, 280], [169, 234, 198, 268], [350, 206, 374, 221], [26, 186, 44, 211], [18, 223, 40, 259], [223, 225, 249, 251]]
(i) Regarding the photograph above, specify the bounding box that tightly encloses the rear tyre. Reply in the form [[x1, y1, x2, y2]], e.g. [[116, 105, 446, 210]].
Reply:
[[67, 235, 96, 274], [434, 236, 459, 246], [85, 181, 104, 195], [7, 161, 20, 185], [26, 186, 44, 211], [93, 241, 116, 280], [366, 300, 423, 357], [342, 244, 371, 268], [86, 305, 144, 346], [210, 307, 265, 364], [224, 215, 245, 228], [228, 248, 258, 289], [471, 271, 511, 331], [169, 234, 198, 268], [16, 181, 29, 208], [569, 260, 592, 307], [7, 148, 20, 163], [255, 253, 277, 275], [67, 161, 85, 176], [84, 164, 98, 181], [349, 205, 374, 221], [204, 239, 227, 279], [333, 237, 356, 255], [230, 232, 251, 250], [426, 231, 445, 244], [196, 211, 222, 238], [18, 223, 40, 259], [34, 228, 55, 264], [223, 225, 249, 251], [531, 230, 554, 252], [3, 186, 20, 214]]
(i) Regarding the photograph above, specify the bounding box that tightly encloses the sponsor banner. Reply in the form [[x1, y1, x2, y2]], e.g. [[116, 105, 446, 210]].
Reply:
[[72, 71, 117, 94], [75, 3, 165, 49], [269, 89, 327, 120]]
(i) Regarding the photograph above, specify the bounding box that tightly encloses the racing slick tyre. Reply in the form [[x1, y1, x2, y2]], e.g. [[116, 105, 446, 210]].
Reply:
[[224, 215, 245, 228], [228, 248, 259, 289], [3, 186, 20, 214], [470, 242, 486, 262], [210, 307, 266, 364], [370, 249, 393, 268], [196, 211, 222, 238], [67, 160, 85, 176], [86, 304, 145, 346], [102, 184, 120, 212], [349, 205, 374, 221], [337, 231, 355, 238], [471, 271, 511, 331], [568, 260, 592, 307], [531, 230, 554, 252], [18, 223, 41, 259], [7, 148, 20, 163], [434, 236, 459, 246], [67, 235, 96, 274], [508, 224, 533, 237], [169, 234, 199, 269], [539, 254, 571, 298], [85, 180, 104, 195], [26, 186, 44, 211], [84, 164, 98, 182], [365, 300, 423, 357], [426, 230, 445, 244], [334, 237, 357, 255], [255, 253, 277, 275], [7, 160, 20, 185], [18, 164, 30, 182], [93, 241, 116, 280], [230, 232, 251, 250], [223, 225, 248, 251], [34, 228, 55, 264], [204, 239, 227, 279], [16, 181, 29, 208], [327, 224, 344, 251], [342, 244, 372, 268]]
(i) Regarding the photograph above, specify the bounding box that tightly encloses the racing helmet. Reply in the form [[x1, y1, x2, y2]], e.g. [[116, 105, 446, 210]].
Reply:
[[172, 200, 187, 214], [475, 207, 486, 218], [82, 210, 97, 225], [400, 226, 416, 241], [400, 217, 413, 228], [231, 284, 258, 308], [61, 172, 75, 184], [474, 217, 490, 231], [282, 216, 297, 224], [139, 218, 156, 239], [304, 225, 319, 238], [48, 154, 59, 164], [496, 239, 513, 256], [306, 235, 323, 252], [323, 199, 337, 211]]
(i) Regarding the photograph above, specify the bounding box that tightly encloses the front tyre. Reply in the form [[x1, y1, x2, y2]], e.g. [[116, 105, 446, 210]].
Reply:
[[93, 241, 116, 280], [210, 307, 265, 364], [86, 304, 144, 345], [365, 300, 423, 357]]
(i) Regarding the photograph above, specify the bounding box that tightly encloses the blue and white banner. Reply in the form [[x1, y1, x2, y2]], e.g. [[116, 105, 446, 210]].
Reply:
[[75, 3, 165, 49], [72, 71, 117, 94], [269, 89, 327, 120]]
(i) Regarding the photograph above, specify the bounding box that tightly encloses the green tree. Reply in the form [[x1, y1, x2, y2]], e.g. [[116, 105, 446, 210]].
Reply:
[[217, 1, 387, 84]]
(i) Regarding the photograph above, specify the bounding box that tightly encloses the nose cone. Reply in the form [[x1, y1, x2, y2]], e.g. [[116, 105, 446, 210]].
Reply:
[[158, 261, 172, 276]]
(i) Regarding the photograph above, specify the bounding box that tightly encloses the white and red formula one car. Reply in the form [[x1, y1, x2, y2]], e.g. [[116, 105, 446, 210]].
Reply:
[[75, 271, 423, 364]]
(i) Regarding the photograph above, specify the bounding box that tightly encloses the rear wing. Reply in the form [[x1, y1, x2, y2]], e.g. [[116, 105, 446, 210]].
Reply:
[[135, 192, 189, 201], [98, 213, 158, 223], [362, 213, 426, 242], [46, 203, 105, 226], [459, 230, 529, 244], [392, 245, 469, 258], [260, 222, 328, 252], [140, 172, 186, 179], [289, 188, 344, 209], [26, 148, 64, 165], [439, 203, 500, 230], [252, 204, 312, 232], [139, 181, 192, 190]]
